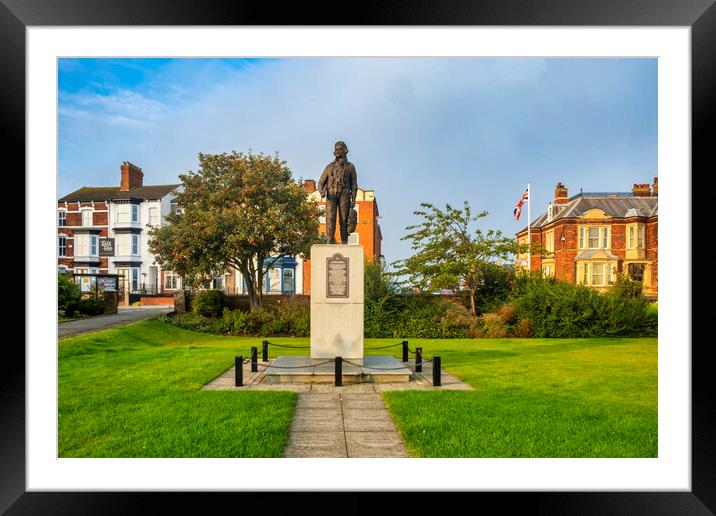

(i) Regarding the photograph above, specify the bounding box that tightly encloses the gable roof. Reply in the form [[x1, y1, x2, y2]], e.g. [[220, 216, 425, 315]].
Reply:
[[518, 194, 658, 233], [59, 184, 180, 202]]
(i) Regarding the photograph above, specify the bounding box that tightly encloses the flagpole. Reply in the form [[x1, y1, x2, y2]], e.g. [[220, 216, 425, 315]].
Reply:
[[527, 182, 531, 272]]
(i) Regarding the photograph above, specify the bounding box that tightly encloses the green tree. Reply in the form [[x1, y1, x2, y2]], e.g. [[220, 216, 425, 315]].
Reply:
[[393, 201, 531, 315], [149, 151, 321, 312]]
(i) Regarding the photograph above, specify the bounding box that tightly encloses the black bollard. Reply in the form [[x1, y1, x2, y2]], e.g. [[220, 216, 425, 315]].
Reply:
[[433, 356, 441, 387], [235, 356, 243, 387], [415, 347, 423, 373], [402, 340, 409, 362], [262, 340, 269, 362], [251, 347, 258, 373], [335, 357, 342, 386]]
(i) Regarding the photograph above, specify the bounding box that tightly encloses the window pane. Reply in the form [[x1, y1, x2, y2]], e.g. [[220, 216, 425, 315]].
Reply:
[[582, 264, 588, 284], [82, 210, 92, 226], [579, 227, 585, 249], [90, 236, 98, 256], [638, 225, 644, 247], [58, 236, 66, 256], [588, 227, 600, 248], [603, 227, 609, 248], [629, 226, 635, 248], [58, 211, 66, 226], [132, 204, 139, 222], [592, 263, 604, 286], [132, 234, 139, 255]]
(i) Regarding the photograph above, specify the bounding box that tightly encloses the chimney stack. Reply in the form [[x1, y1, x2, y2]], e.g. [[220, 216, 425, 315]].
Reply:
[[303, 179, 316, 193], [120, 161, 144, 191], [632, 183, 651, 197], [652, 176, 658, 196], [554, 182, 569, 205]]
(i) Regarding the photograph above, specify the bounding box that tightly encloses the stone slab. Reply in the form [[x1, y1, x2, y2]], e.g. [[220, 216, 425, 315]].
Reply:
[[344, 432, 411, 458], [264, 355, 412, 384], [310, 244, 364, 359], [284, 431, 347, 458]]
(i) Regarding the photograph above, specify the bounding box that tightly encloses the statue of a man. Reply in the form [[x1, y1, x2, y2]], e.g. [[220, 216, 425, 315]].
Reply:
[[318, 141, 358, 244]]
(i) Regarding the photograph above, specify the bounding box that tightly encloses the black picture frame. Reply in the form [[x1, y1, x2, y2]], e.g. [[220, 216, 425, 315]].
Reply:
[[5, 0, 709, 513]]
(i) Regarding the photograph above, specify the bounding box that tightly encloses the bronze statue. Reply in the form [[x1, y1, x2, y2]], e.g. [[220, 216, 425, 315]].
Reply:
[[318, 141, 358, 244]]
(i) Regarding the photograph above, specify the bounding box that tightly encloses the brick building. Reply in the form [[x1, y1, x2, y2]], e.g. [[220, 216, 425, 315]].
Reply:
[[515, 178, 658, 298], [58, 162, 182, 303], [224, 179, 383, 296]]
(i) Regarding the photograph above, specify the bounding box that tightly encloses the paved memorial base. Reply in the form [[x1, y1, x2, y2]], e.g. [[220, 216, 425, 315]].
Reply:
[[202, 358, 472, 392], [263, 355, 411, 384]]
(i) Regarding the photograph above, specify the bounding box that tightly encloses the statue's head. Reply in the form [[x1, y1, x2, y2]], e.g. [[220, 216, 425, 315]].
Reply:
[[333, 141, 348, 160]]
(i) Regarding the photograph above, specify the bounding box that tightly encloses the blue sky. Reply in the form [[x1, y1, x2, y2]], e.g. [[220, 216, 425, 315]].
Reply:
[[58, 57, 657, 264]]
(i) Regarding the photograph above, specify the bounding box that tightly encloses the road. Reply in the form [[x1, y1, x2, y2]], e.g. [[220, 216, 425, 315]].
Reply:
[[58, 306, 174, 339]]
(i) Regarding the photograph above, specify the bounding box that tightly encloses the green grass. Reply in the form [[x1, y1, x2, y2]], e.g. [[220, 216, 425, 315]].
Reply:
[[59, 319, 657, 458], [59, 319, 297, 457], [381, 338, 657, 457]]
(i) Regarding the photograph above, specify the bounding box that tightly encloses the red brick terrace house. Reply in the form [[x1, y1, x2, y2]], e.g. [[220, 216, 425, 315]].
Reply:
[[58, 162, 181, 304], [515, 178, 658, 298]]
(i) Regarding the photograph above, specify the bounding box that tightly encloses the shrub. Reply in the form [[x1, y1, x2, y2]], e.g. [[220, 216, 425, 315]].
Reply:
[[439, 299, 481, 338], [512, 318, 535, 338], [192, 290, 225, 317], [473, 262, 515, 314], [510, 274, 657, 338], [480, 312, 510, 338], [174, 312, 225, 334], [495, 303, 518, 324], [58, 273, 82, 316], [271, 297, 310, 336], [77, 297, 105, 316]]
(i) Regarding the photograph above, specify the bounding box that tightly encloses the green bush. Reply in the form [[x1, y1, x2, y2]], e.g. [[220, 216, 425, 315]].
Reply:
[[58, 273, 82, 316], [510, 274, 657, 338], [192, 290, 225, 317], [77, 297, 105, 316]]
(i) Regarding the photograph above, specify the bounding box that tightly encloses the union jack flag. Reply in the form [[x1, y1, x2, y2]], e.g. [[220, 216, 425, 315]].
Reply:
[[514, 188, 529, 220]]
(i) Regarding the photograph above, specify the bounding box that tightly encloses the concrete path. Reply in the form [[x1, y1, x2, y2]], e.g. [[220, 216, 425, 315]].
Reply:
[[58, 306, 173, 339], [284, 392, 410, 458], [202, 359, 473, 458]]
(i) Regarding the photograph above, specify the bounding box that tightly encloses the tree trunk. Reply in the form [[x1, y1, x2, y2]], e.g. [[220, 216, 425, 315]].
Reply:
[[469, 289, 477, 316], [238, 263, 260, 313]]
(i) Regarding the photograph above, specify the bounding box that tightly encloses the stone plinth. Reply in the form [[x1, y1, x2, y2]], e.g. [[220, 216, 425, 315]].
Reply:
[[264, 356, 411, 384], [310, 244, 364, 359]]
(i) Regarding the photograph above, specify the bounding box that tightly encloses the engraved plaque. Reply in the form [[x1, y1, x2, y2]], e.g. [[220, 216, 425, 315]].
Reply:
[[326, 253, 350, 298]]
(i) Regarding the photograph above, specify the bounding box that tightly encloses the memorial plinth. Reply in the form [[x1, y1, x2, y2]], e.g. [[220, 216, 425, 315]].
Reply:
[[310, 244, 364, 360]]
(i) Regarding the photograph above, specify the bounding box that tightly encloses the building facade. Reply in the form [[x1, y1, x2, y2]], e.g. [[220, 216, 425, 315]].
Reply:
[[224, 179, 383, 296], [58, 162, 182, 302], [515, 178, 658, 298]]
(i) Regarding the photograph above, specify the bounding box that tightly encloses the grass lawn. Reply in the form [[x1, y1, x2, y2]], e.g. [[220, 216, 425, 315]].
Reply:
[[382, 338, 657, 458], [59, 320, 297, 457], [59, 318, 657, 458]]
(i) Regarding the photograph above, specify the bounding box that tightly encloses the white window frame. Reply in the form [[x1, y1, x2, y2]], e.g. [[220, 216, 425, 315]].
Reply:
[[164, 271, 180, 290], [131, 234, 139, 255], [579, 227, 585, 249], [90, 235, 98, 256], [131, 204, 139, 223], [58, 210, 67, 227], [75, 234, 89, 256], [282, 268, 295, 292], [148, 207, 159, 226], [58, 235, 67, 257], [116, 234, 130, 256], [587, 227, 601, 249], [131, 268, 139, 291], [268, 267, 281, 292], [116, 204, 130, 223], [591, 263, 604, 286], [81, 209, 93, 227]]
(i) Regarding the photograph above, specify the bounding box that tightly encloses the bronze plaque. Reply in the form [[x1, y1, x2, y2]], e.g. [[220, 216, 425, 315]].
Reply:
[[326, 253, 349, 298]]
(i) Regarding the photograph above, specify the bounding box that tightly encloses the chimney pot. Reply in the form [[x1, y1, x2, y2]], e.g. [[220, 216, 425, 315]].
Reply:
[[632, 183, 651, 197], [652, 176, 658, 196], [120, 161, 144, 191], [554, 182, 569, 205], [303, 179, 316, 193]]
